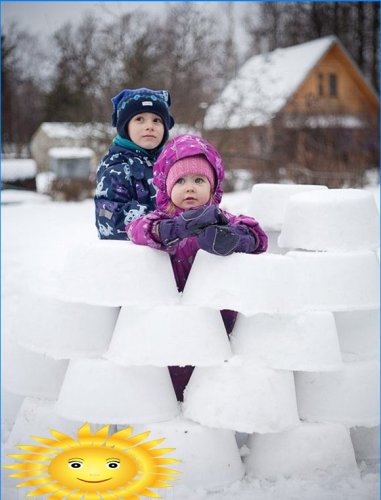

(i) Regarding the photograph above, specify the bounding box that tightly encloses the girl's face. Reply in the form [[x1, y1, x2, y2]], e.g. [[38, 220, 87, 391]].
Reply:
[[127, 112, 164, 150], [171, 174, 212, 209]]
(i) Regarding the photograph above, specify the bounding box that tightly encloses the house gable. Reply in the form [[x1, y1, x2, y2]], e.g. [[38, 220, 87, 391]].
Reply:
[[284, 44, 379, 120]]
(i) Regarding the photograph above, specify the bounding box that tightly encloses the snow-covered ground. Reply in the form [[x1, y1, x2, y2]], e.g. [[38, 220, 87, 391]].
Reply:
[[1, 185, 379, 499]]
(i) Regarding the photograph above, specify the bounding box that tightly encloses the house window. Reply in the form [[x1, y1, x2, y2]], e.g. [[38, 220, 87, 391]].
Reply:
[[317, 73, 324, 96], [329, 73, 337, 97]]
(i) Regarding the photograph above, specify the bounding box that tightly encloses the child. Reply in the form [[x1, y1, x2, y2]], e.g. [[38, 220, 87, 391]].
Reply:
[[126, 134, 268, 401], [94, 88, 175, 239]]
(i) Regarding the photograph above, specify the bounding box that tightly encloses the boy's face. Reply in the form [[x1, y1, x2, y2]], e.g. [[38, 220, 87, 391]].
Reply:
[[171, 174, 212, 210], [127, 112, 164, 150]]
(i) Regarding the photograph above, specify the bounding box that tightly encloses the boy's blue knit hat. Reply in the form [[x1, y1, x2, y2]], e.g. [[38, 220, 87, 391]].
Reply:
[[111, 88, 175, 147]]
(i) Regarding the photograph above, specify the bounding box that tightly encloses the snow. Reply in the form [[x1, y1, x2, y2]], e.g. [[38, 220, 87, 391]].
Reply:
[[334, 310, 380, 361], [287, 250, 380, 311], [15, 293, 119, 359], [204, 36, 336, 129], [55, 360, 179, 425], [2, 183, 379, 499], [182, 252, 301, 314], [106, 305, 232, 367], [295, 360, 380, 427], [183, 361, 300, 433], [48, 146, 94, 159], [55, 240, 180, 307], [1, 158, 37, 181], [278, 189, 380, 251], [245, 423, 358, 479], [40, 121, 114, 139], [230, 312, 343, 371], [246, 183, 328, 231]]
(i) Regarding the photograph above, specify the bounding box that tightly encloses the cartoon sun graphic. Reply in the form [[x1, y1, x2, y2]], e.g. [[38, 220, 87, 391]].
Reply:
[[4, 423, 180, 499]]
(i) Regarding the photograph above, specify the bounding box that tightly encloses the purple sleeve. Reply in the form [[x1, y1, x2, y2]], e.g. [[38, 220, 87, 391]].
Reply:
[[224, 211, 268, 253], [125, 211, 171, 250]]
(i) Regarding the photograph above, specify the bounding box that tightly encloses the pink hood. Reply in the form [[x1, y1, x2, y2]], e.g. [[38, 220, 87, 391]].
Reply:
[[153, 134, 225, 213]]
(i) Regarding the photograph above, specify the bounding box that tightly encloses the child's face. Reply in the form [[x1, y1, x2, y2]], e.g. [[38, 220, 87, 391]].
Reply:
[[127, 112, 164, 150], [171, 174, 212, 210]]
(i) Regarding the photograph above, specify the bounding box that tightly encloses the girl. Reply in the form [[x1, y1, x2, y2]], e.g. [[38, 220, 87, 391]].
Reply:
[[94, 88, 175, 239], [126, 134, 268, 400]]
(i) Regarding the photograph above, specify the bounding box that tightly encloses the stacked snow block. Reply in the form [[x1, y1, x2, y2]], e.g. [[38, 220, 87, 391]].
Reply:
[[181, 185, 379, 480], [278, 188, 380, 469], [3, 185, 379, 493]]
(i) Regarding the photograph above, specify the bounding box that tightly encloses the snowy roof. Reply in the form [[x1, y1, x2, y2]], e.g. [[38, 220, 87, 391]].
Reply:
[[39, 122, 114, 139], [1, 158, 37, 181], [48, 147, 94, 159], [204, 36, 337, 130]]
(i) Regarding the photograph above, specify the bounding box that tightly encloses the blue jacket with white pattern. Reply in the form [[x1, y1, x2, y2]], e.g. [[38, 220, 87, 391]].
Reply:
[[94, 136, 160, 239]]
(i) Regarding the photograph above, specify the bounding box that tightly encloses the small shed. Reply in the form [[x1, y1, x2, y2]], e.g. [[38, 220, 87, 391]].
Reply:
[[30, 122, 114, 173], [48, 147, 94, 179]]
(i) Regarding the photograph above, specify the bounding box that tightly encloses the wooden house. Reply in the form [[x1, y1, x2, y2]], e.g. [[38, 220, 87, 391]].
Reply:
[[204, 36, 379, 187]]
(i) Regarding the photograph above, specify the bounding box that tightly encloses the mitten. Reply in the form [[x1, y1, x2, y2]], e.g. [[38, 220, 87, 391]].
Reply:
[[158, 206, 228, 246], [198, 224, 258, 256]]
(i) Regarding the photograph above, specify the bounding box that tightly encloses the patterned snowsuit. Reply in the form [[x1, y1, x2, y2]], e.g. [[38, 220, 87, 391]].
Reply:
[[126, 134, 268, 400], [94, 139, 159, 239]]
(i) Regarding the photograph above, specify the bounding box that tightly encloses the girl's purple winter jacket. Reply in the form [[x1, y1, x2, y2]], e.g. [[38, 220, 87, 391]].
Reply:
[[126, 134, 268, 400]]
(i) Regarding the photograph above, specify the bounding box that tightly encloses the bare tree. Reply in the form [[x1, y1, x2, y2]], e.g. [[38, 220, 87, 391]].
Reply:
[[2, 23, 45, 154]]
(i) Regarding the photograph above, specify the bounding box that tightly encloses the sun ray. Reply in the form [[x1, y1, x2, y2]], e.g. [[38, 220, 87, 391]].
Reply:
[[5, 423, 179, 500], [16, 476, 57, 488]]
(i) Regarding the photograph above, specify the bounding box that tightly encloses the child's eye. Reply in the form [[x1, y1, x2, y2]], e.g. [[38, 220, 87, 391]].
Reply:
[[153, 117, 163, 124], [134, 116, 144, 122], [175, 177, 185, 185], [195, 177, 205, 184]]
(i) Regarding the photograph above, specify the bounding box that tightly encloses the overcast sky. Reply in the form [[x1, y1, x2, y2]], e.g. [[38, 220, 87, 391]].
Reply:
[[2, 2, 167, 36]]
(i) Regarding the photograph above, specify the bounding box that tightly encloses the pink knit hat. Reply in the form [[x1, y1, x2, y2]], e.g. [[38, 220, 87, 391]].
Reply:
[[166, 155, 215, 196]]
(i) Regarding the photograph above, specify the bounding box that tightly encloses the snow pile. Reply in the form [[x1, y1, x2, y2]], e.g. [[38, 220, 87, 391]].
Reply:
[[1, 158, 37, 181], [48, 146, 94, 159]]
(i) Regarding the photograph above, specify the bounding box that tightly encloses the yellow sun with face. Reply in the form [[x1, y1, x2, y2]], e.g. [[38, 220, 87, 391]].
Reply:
[[4, 423, 180, 499]]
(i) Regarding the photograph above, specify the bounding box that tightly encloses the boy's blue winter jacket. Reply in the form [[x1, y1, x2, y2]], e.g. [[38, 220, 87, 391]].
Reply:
[[94, 139, 159, 239]]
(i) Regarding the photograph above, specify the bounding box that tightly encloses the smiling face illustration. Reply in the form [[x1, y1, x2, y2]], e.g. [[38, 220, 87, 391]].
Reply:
[[48, 447, 137, 492], [4, 423, 180, 499]]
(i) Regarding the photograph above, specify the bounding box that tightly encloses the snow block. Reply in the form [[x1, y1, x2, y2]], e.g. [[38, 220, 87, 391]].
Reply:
[[295, 360, 380, 427], [263, 230, 288, 255], [183, 360, 300, 433], [246, 183, 327, 231], [1, 391, 24, 444], [56, 240, 180, 307], [133, 417, 244, 489], [55, 359, 179, 424], [5, 396, 81, 449], [334, 310, 380, 361], [287, 250, 380, 311], [245, 422, 358, 479], [279, 189, 380, 251], [106, 305, 232, 367], [2, 339, 69, 399], [350, 425, 380, 462], [231, 311, 343, 371], [181, 252, 301, 315], [15, 292, 119, 359]]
